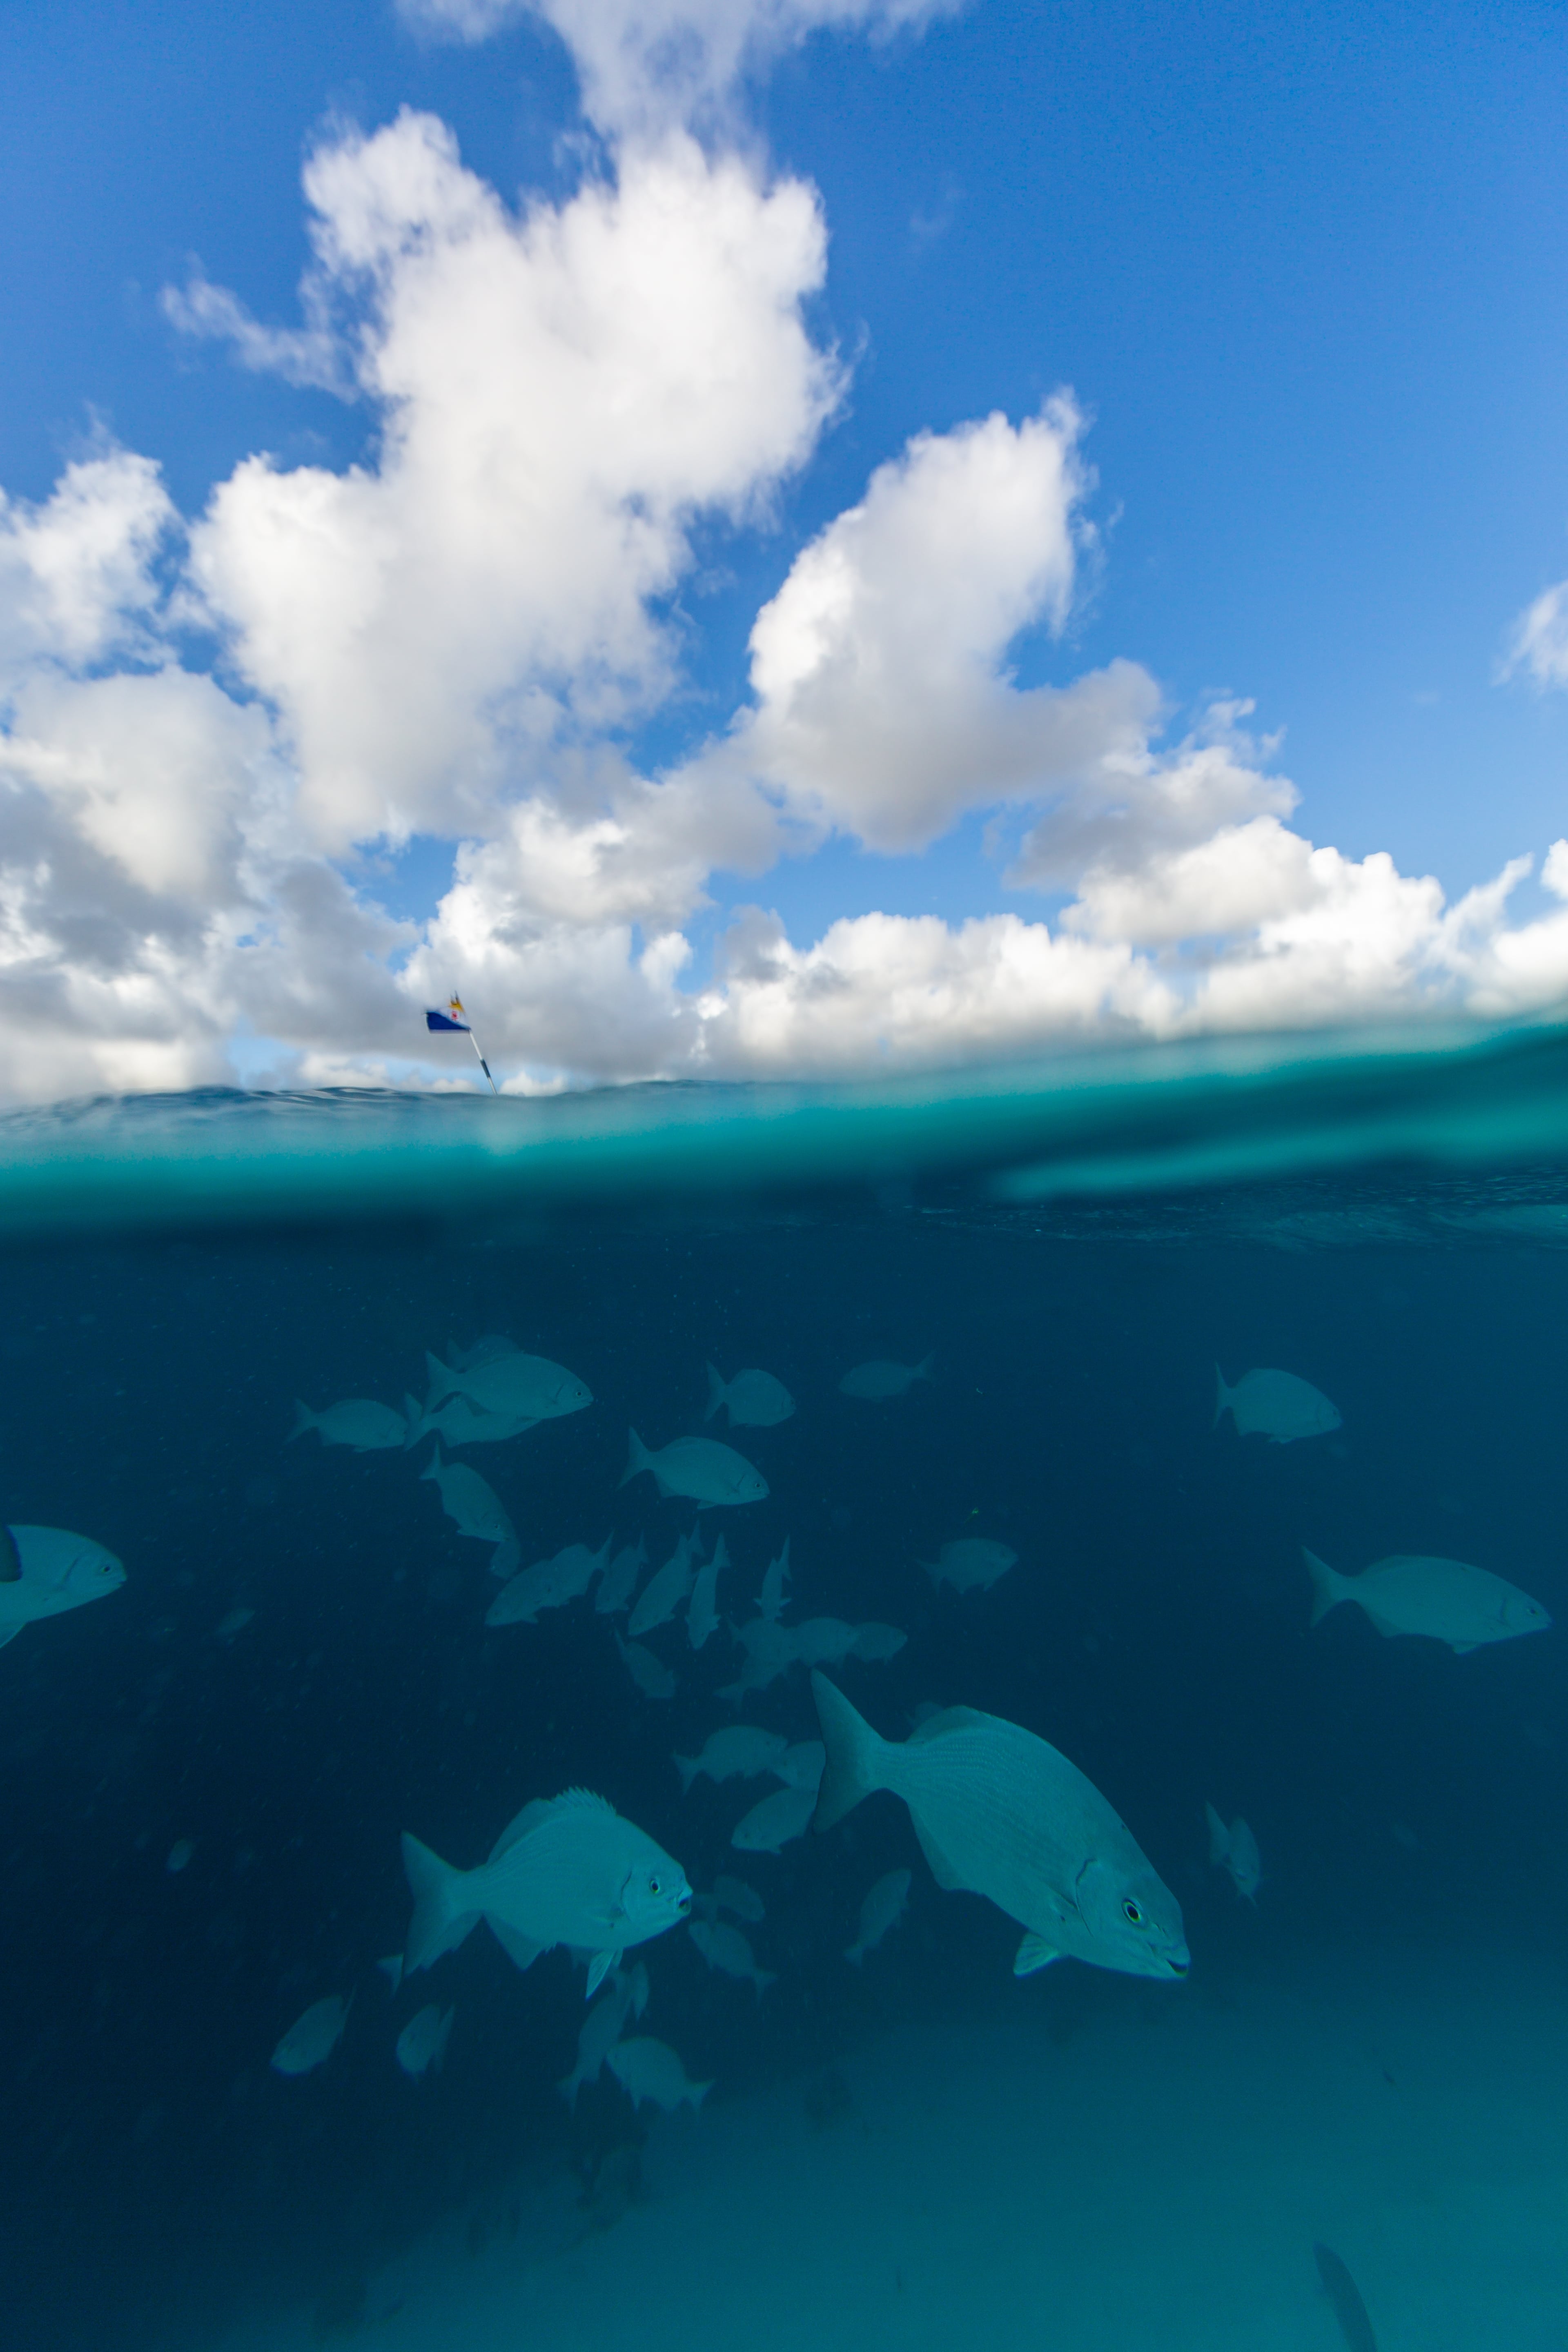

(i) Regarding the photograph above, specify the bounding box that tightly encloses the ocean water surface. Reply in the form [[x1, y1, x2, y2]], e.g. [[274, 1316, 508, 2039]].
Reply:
[[5, 1023, 1568, 2351]]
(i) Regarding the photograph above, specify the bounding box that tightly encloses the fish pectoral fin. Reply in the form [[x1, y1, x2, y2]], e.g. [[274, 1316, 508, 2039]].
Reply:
[[0, 1623, 23, 1646], [910, 1812, 965, 1894], [488, 1919, 544, 1973], [586, 1948, 622, 1999], [1013, 1933, 1062, 1976]]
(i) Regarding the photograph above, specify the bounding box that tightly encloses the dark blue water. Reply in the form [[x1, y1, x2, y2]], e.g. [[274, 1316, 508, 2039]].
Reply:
[[6, 1031, 1568, 2350]]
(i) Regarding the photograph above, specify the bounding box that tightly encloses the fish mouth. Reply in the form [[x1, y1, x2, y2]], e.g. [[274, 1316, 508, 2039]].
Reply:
[[1165, 1954, 1190, 1978]]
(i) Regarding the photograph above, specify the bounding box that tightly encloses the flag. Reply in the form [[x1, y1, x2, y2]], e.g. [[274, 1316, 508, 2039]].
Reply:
[[425, 1009, 470, 1033]]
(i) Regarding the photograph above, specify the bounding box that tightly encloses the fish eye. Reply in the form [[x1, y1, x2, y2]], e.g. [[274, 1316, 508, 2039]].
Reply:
[[1122, 1900, 1144, 1925], [649, 1876, 662, 1895]]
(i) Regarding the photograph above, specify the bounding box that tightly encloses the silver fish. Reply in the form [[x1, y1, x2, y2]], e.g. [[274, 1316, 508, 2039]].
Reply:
[[419, 1444, 517, 1551], [395, 2002, 454, 2078], [616, 1633, 677, 1700], [922, 1538, 1017, 1594], [712, 1874, 764, 1924], [758, 1539, 791, 1621], [675, 1725, 787, 1791], [621, 1431, 768, 1507], [606, 2036, 711, 2114], [425, 1349, 592, 1424], [849, 1621, 908, 1661], [687, 1534, 727, 1650], [557, 1964, 648, 2108], [688, 1917, 776, 1998], [595, 1537, 647, 1616], [401, 1788, 690, 1995], [0, 1524, 126, 1648], [812, 1673, 1188, 1983], [405, 1392, 537, 1449], [731, 1784, 816, 1853], [704, 1364, 796, 1427], [486, 1536, 609, 1627], [288, 1398, 408, 1451], [270, 1993, 351, 2076], [846, 1867, 912, 1964], [838, 1355, 933, 1401], [771, 1740, 825, 1793], [1205, 1804, 1261, 1902], [1305, 1548, 1550, 1653], [628, 1534, 695, 1637], [1214, 1367, 1340, 1443]]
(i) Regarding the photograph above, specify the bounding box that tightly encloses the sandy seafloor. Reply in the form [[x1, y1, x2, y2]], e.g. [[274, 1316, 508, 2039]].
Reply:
[[217, 1941, 1568, 2352]]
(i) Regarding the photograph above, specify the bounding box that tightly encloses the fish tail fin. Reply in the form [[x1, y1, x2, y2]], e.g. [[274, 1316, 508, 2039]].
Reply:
[[419, 1441, 443, 1482], [287, 1401, 315, 1443], [674, 1755, 699, 1793], [1213, 1366, 1233, 1429], [401, 1833, 481, 1972], [619, 1429, 651, 1489], [401, 1396, 426, 1447], [811, 1670, 891, 1832], [424, 1350, 459, 1408], [704, 1364, 727, 1422], [1304, 1547, 1351, 1628], [1205, 1801, 1229, 1863]]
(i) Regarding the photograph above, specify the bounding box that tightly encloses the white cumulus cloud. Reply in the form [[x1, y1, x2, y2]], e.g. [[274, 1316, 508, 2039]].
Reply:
[[1504, 577, 1568, 690]]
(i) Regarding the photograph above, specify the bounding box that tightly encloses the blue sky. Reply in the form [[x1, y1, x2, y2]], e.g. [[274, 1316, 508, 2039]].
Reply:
[[3, 0, 1568, 1096]]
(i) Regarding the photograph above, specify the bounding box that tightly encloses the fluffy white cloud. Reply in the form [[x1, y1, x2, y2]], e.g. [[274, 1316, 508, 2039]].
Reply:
[[0, 451, 176, 674], [1504, 578, 1568, 690], [184, 113, 840, 853], [705, 403, 1162, 853], [397, 0, 953, 139]]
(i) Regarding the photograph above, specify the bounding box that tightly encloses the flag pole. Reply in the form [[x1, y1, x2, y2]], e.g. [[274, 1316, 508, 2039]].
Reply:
[[452, 999, 498, 1094], [424, 996, 498, 1094]]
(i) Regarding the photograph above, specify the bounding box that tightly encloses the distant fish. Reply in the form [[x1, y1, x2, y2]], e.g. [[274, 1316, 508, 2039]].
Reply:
[[838, 1356, 933, 1401], [811, 1673, 1188, 1982], [846, 1867, 911, 1964], [849, 1622, 908, 1661], [557, 1964, 648, 2109], [922, 1538, 1017, 1594], [705, 1365, 796, 1428], [1205, 1804, 1262, 1902], [688, 1917, 776, 1997], [1305, 1548, 1550, 1653], [622, 1431, 768, 1508], [595, 1536, 647, 1617], [718, 1615, 796, 1701], [447, 1335, 519, 1371], [1213, 1368, 1340, 1444], [425, 1349, 592, 1425], [712, 1874, 764, 1924], [789, 1617, 858, 1668], [731, 1784, 816, 1853], [771, 1741, 825, 1793], [401, 1788, 690, 1995], [270, 1993, 351, 2077], [405, 1392, 536, 1450], [758, 1539, 791, 1622], [419, 1444, 518, 1562], [606, 2036, 712, 2114], [165, 1838, 196, 1874], [288, 1399, 408, 1451], [628, 1534, 696, 1637], [214, 1606, 254, 1641], [675, 1725, 787, 1791], [486, 1537, 610, 1627], [1313, 2242, 1378, 2352], [395, 2003, 454, 2079], [687, 1534, 727, 1650], [616, 1633, 677, 1700], [0, 1524, 126, 1649]]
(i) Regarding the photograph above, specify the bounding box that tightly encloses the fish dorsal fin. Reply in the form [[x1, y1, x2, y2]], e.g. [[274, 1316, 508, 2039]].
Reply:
[[911, 1812, 966, 1893], [909, 1704, 992, 1744], [0, 1525, 22, 1583], [488, 1798, 558, 1862], [554, 1786, 615, 1815]]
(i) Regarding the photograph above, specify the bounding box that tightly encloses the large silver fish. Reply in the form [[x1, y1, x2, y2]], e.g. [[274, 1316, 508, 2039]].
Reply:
[[621, 1431, 768, 1507], [402, 1788, 690, 1995], [425, 1349, 592, 1423], [811, 1673, 1188, 1982], [1305, 1548, 1550, 1652], [0, 1525, 125, 1648]]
